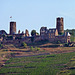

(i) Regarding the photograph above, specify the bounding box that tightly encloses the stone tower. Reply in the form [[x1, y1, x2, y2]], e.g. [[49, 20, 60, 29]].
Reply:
[[10, 22, 16, 35], [56, 17, 64, 35]]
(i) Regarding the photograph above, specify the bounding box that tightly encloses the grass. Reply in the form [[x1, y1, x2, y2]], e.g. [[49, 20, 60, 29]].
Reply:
[[0, 52, 75, 75], [70, 36, 75, 42], [57, 55, 75, 75]]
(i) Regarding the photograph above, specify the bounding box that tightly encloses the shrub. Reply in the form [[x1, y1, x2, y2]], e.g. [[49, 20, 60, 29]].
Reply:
[[15, 36, 22, 39], [0, 44, 3, 48], [30, 46, 34, 51], [31, 37, 34, 42], [21, 42, 27, 48], [35, 47, 40, 51], [56, 41, 61, 44], [30, 46, 40, 51], [64, 43, 69, 47], [7, 35, 13, 40], [37, 47, 40, 51], [3, 49, 8, 51], [35, 47, 37, 50]]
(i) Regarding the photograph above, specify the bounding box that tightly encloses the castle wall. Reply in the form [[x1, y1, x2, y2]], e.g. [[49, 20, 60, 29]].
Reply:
[[33, 35, 69, 43], [2, 37, 31, 45], [2, 34, 70, 45]]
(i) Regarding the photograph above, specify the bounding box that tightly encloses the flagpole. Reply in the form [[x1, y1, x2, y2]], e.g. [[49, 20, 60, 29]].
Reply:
[[10, 16, 12, 21]]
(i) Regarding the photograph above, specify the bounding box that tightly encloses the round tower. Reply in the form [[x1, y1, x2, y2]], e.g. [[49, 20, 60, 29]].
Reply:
[[10, 22, 16, 35], [56, 17, 64, 35]]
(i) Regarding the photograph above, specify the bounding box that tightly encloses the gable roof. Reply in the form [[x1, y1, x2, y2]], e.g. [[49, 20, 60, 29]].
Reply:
[[48, 28, 57, 33]]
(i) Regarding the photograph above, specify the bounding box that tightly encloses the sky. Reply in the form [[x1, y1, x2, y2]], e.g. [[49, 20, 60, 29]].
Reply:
[[0, 0, 75, 34]]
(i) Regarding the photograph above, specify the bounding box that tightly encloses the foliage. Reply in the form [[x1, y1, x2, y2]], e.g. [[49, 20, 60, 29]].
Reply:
[[0, 44, 3, 48], [36, 32, 39, 35], [21, 42, 27, 48], [31, 30, 36, 36], [70, 35, 75, 42], [3, 49, 8, 51], [2, 34, 5, 38], [57, 41, 61, 44], [15, 36, 22, 39], [31, 37, 34, 42], [30, 46, 34, 51], [1, 52, 75, 75], [65, 29, 75, 42], [65, 29, 75, 36], [30, 46, 40, 51], [58, 32, 64, 35], [7, 35, 13, 40], [64, 43, 69, 47], [35, 47, 40, 51]]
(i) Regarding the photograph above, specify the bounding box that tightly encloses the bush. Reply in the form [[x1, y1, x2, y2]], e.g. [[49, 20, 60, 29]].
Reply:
[[37, 47, 40, 51], [57, 41, 61, 44], [21, 42, 27, 48], [35, 47, 40, 51], [0, 44, 3, 48], [64, 43, 69, 47], [31, 37, 34, 42], [30, 46, 34, 51], [30, 46, 40, 51], [15, 36, 22, 39], [7, 35, 13, 40]]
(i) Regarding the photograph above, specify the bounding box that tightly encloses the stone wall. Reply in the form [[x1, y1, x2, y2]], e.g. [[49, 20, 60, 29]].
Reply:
[[2, 37, 31, 45]]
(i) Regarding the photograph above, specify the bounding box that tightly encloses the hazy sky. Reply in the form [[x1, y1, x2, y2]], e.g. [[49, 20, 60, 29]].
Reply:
[[0, 0, 75, 34]]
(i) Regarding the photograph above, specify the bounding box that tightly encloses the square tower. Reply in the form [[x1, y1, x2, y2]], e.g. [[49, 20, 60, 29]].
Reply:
[[10, 22, 16, 35], [56, 17, 64, 35]]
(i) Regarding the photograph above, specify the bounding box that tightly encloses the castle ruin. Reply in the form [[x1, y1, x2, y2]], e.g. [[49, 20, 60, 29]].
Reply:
[[0, 17, 71, 44]]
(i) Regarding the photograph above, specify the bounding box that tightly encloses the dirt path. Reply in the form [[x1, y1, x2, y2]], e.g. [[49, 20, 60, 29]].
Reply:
[[11, 47, 75, 58]]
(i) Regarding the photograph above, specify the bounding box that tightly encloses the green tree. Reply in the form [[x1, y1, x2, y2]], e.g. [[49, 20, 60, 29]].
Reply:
[[30, 46, 34, 51], [72, 29, 74, 42], [36, 32, 39, 35], [7, 35, 13, 40], [0, 44, 3, 48], [2, 34, 5, 40], [31, 30, 36, 36], [35, 47, 40, 51], [21, 42, 27, 48]]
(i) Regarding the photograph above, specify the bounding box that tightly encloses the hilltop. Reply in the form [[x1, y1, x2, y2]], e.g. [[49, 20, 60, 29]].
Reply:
[[0, 42, 75, 75], [0, 42, 75, 67]]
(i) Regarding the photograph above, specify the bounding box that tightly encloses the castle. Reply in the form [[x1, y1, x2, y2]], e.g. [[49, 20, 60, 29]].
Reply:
[[0, 17, 70, 44]]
